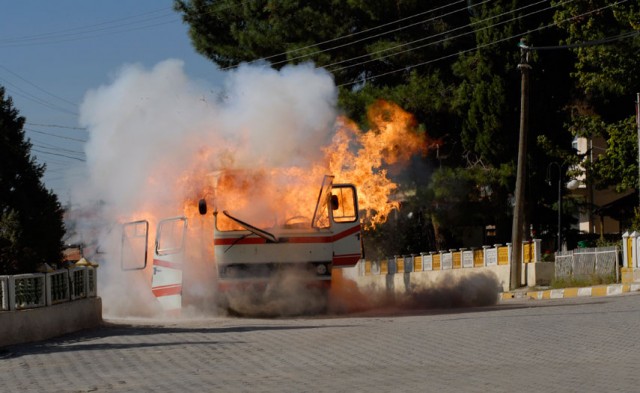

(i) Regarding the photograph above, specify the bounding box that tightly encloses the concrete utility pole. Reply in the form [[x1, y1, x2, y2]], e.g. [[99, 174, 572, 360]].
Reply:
[[510, 39, 531, 290], [636, 92, 640, 208]]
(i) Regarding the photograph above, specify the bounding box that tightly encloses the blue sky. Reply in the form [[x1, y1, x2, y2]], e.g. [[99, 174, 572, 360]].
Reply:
[[1, 1, 224, 203]]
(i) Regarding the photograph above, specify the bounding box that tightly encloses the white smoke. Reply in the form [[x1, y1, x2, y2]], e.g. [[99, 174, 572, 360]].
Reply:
[[72, 59, 339, 318], [76, 59, 337, 211]]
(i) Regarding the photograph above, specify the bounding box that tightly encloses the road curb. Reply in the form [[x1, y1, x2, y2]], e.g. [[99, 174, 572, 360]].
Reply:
[[501, 283, 640, 300]]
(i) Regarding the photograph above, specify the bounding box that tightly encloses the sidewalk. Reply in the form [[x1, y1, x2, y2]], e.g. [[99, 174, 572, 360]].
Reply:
[[501, 282, 640, 300]]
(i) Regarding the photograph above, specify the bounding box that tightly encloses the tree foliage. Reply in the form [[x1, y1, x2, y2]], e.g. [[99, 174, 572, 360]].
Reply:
[[554, 1, 640, 191], [175, 0, 640, 254], [0, 87, 65, 274]]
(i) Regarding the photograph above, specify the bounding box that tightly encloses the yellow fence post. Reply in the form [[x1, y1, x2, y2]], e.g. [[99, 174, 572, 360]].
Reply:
[[432, 252, 441, 270], [474, 248, 485, 267], [413, 254, 422, 272], [396, 255, 404, 273], [452, 249, 462, 269]]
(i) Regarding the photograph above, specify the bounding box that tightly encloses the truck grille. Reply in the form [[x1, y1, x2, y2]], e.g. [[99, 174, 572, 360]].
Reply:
[[219, 262, 331, 279]]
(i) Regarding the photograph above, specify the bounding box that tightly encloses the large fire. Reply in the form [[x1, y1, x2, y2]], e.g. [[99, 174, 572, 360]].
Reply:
[[108, 99, 433, 317], [124, 100, 429, 228], [169, 100, 429, 229]]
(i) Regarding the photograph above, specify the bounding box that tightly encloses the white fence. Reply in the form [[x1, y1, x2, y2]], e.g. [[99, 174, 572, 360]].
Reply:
[[0, 267, 97, 311], [361, 241, 527, 276], [555, 247, 619, 282]]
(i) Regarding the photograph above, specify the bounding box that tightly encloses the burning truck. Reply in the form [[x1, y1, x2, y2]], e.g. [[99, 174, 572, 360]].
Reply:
[[104, 97, 431, 317], [120, 171, 363, 316]]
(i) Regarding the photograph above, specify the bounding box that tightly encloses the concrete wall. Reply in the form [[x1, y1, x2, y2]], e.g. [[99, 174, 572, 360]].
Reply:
[[0, 297, 102, 347], [526, 262, 555, 287]]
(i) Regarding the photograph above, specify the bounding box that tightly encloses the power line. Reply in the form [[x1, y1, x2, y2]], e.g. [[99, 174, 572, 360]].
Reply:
[[32, 148, 86, 162], [0, 7, 173, 44], [26, 122, 87, 131], [523, 30, 640, 51], [0, 1, 255, 48], [31, 142, 86, 157], [221, 0, 553, 73], [0, 77, 79, 116], [0, 65, 78, 107], [267, 0, 493, 69], [225, 0, 472, 69], [325, 0, 555, 73], [0, 10, 177, 47], [25, 128, 87, 143], [338, 0, 629, 87]]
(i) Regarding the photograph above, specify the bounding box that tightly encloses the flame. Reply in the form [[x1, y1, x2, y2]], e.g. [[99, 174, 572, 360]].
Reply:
[[113, 100, 431, 318], [122, 99, 430, 231], [324, 100, 428, 228]]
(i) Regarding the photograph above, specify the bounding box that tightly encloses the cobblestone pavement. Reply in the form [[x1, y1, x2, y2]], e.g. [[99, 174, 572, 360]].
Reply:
[[1, 293, 639, 393]]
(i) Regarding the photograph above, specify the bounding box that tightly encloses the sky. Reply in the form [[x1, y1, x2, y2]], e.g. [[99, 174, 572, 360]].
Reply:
[[1, 1, 225, 204]]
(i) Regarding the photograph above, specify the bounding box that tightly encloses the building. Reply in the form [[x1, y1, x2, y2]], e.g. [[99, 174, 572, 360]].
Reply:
[[569, 136, 635, 236]]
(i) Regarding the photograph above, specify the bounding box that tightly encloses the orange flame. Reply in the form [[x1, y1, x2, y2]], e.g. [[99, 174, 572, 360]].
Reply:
[[324, 100, 428, 228], [123, 100, 431, 231]]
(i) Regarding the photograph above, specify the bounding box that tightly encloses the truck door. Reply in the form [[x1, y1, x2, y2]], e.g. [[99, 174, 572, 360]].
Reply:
[[151, 217, 187, 314], [330, 184, 363, 267], [121, 220, 149, 270]]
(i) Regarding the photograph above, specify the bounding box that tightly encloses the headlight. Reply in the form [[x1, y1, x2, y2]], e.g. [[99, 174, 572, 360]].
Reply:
[[316, 263, 327, 275]]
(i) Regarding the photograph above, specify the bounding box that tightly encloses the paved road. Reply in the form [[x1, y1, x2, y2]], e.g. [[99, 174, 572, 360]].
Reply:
[[1, 293, 639, 393]]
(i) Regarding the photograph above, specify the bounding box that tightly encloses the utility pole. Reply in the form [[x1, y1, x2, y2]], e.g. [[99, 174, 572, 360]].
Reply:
[[510, 39, 531, 290], [636, 92, 640, 208]]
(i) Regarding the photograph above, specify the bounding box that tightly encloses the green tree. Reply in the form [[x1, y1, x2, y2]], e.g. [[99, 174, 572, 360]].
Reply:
[[554, 1, 640, 191], [174, 1, 582, 253], [0, 86, 65, 274], [175, 0, 469, 87]]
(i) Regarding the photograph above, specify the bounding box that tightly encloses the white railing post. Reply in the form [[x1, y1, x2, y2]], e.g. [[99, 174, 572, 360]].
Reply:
[[622, 231, 630, 268], [631, 231, 638, 269], [0, 275, 9, 311], [462, 249, 474, 268], [422, 252, 432, 271], [442, 250, 453, 270], [69, 266, 88, 300], [46, 270, 70, 306], [9, 273, 46, 310], [533, 239, 542, 262]]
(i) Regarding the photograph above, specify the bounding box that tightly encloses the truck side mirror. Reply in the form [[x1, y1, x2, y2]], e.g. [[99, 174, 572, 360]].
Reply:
[[198, 199, 207, 215], [330, 195, 339, 210]]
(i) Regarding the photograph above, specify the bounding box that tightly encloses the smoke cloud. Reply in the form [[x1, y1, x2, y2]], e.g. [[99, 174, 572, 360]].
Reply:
[[69, 59, 485, 320], [72, 60, 338, 318], [329, 270, 502, 315]]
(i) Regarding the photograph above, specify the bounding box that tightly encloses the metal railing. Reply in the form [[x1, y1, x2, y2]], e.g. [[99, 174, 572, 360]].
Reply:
[[0, 267, 98, 311], [555, 246, 619, 283], [362, 242, 519, 276]]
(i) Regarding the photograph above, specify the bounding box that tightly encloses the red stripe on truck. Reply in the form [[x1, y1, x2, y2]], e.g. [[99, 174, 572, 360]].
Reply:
[[153, 259, 183, 270], [214, 225, 361, 245], [152, 284, 182, 297]]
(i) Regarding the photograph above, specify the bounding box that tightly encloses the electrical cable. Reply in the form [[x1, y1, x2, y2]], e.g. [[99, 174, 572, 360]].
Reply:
[[265, 0, 493, 69], [0, 77, 79, 116], [25, 128, 87, 143], [0, 1, 255, 48], [325, 0, 555, 73], [26, 122, 87, 131], [524, 30, 640, 51], [225, 0, 472, 69], [337, 0, 629, 87], [0, 65, 78, 107], [31, 149, 86, 162]]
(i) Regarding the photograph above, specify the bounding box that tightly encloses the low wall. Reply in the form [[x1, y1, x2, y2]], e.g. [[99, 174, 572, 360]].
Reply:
[[0, 297, 102, 347], [354, 264, 511, 294]]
